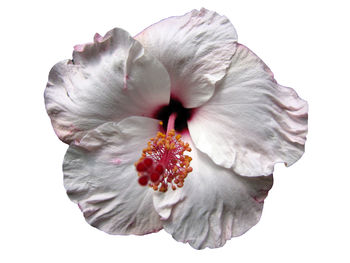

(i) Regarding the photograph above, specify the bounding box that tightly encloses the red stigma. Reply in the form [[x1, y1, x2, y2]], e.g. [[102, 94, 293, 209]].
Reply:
[[143, 158, 153, 167], [136, 162, 146, 172], [155, 164, 164, 175], [138, 175, 149, 186], [150, 172, 161, 183]]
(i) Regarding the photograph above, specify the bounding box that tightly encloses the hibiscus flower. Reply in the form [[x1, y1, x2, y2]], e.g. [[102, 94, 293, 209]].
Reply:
[[44, 8, 308, 249]]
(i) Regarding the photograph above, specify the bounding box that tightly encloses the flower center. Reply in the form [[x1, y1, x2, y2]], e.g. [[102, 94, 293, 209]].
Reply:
[[155, 98, 193, 133], [135, 113, 193, 192]]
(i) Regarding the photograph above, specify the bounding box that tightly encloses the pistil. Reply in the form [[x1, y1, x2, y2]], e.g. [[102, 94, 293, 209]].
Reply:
[[135, 113, 192, 192]]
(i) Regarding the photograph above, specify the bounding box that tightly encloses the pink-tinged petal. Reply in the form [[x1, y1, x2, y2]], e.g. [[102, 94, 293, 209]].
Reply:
[[45, 28, 170, 144], [135, 8, 238, 108], [188, 44, 308, 176], [63, 117, 163, 235], [153, 135, 273, 249]]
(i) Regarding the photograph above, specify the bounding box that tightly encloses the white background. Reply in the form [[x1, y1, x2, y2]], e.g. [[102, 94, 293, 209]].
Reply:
[[1, 0, 349, 262]]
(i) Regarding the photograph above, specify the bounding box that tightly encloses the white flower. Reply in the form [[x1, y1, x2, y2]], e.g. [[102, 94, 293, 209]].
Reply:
[[45, 8, 308, 249]]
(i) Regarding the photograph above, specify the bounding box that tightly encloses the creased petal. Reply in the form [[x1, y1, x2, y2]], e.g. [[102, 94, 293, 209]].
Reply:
[[135, 8, 238, 108], [188, 44, 308, 176], [45, 28, 170, 144], [63, 117, 162, 235], [153, 135, 273, 249]]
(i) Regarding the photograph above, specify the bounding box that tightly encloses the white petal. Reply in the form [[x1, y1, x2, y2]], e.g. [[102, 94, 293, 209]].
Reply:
[[153, 135, 273, 249], [135, 8, 238, 108], [63, 117, 163, 235], [45, 28, 170, 144], [188, 44, 308, 176]]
